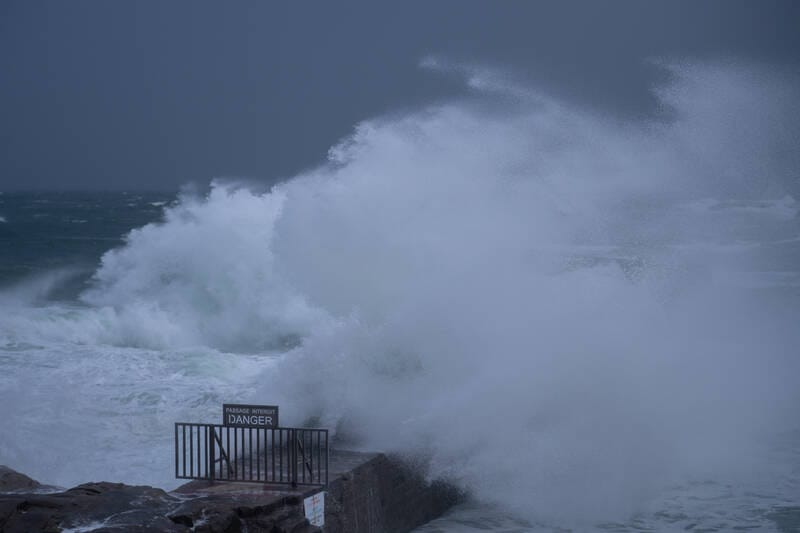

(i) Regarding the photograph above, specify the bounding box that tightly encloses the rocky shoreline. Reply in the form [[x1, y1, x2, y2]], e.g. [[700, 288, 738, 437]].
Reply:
[[0, 452, 461, 532]]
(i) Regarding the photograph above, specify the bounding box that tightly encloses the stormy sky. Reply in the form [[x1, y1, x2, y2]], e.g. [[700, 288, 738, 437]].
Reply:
[[1, 1, 798, 191]]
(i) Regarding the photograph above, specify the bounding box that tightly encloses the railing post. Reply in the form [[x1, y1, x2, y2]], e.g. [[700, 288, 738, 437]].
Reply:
[[208, 425, 216, 483], [290, 428, 297, 488], [174, 423, 179, 479], [325, 430, 329, 487]]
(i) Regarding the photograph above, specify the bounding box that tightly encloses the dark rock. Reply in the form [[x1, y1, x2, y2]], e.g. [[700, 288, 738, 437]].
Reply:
[[0, 481, 186, 532], [168, 488, 319, 533], [0, 465, 41, 492]]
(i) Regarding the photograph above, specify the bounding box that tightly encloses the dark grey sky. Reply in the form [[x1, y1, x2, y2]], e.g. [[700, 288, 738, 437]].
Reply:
[[1, 1, 798, 191]]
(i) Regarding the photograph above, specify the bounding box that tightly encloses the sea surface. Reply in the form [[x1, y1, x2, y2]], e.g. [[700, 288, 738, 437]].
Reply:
[[0, 191, 275, 487], [2, 61, 800, 532], [1, 190, 798, 532]]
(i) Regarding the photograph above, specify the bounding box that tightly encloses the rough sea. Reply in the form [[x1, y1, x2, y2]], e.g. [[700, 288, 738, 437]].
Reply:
[[2, 60, 800, 531]]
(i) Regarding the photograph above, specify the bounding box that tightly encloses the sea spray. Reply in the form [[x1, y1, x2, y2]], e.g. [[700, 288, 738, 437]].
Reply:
[[259, 60, 800, 523], [77, 186, 328, 352], [0, 60, 798, 527]]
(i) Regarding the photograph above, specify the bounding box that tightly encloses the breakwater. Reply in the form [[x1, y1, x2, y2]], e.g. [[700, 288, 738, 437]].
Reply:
[[0, 451, 461, 532]]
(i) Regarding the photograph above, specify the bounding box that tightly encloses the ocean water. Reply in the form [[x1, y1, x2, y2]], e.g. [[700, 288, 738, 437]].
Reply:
[[2, 60, 800, 531]]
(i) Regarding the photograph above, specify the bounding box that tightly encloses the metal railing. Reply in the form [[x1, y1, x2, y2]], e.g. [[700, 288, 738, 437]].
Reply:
[[175, 423, 329, 487]]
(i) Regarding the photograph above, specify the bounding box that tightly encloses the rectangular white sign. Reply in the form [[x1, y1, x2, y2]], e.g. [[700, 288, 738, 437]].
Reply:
[[304, 491, 325, 527]]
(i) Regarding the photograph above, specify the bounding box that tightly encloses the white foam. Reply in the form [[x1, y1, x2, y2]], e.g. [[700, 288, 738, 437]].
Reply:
[[0, 60, 799, 527], [679, 195, 798, 220], [60, 521, 108, 533]]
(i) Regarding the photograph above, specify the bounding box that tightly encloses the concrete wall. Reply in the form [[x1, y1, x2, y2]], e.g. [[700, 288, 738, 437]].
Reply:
[[323, 453, 462, 533]]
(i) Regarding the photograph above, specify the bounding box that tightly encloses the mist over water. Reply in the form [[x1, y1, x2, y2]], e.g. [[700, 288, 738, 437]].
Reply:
[[261, 60, 800, 524], [1, 61, 799, 528]]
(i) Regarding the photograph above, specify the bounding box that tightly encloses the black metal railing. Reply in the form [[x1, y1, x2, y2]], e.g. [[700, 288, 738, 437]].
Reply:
[[175, 423, 329, 487]]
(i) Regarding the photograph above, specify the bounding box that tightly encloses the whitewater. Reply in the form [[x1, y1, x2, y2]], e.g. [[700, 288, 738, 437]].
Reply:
[[1, 60, 799, 531]]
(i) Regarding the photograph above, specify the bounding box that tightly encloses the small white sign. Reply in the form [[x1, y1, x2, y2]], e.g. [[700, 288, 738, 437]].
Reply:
[[304, 491, 325, 527]]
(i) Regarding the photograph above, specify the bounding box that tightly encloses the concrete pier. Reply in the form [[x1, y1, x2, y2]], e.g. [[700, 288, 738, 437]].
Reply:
[[0, 452, 461, 532], [175, 449, 462, 532]]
